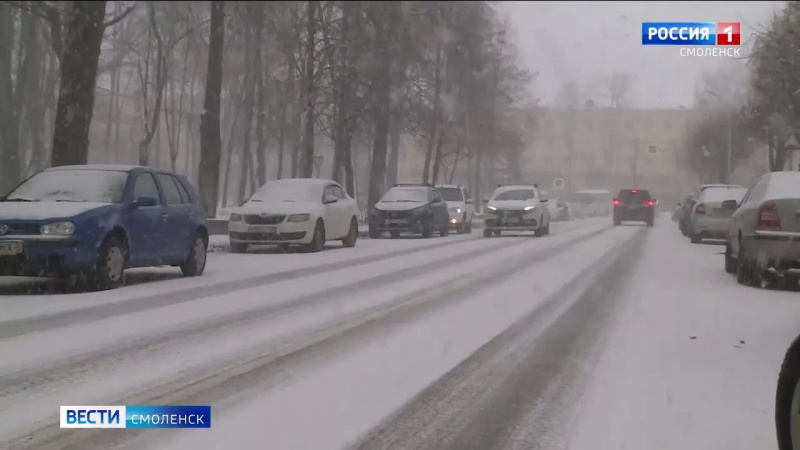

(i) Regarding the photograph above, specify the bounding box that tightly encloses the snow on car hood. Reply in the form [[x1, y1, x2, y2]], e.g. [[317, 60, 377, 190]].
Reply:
[[488, 200, 536, 210], [234, 200, 321, 216], [0, 202, 112, 220], [374, 200, 427, 211]]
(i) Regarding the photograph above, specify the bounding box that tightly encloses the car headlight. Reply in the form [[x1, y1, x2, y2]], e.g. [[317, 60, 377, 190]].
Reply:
[[449, 207, 462, 213], [230, 213, 243, 222], [287, 214, 310, 222], [40, 221, 75, 236], [487, 205, 497, 211], [524, 205, 536, 211]]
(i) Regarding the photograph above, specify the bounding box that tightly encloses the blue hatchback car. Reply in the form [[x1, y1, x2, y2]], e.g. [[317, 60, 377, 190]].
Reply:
[[0, 164, 209, 290]]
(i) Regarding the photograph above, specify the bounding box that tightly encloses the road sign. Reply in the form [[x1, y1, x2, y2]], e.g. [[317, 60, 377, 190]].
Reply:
[[553, 178, 565, 189], [647, 145, 657, 155]]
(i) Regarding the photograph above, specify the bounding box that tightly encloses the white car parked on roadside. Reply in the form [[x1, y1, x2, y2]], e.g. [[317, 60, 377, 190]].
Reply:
[[228, 178, 360, 253]]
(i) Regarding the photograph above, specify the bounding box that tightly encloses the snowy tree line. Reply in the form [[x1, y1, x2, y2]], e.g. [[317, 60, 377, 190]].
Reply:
[[686, 1, 800, 182], [0, 1, 533, 216]]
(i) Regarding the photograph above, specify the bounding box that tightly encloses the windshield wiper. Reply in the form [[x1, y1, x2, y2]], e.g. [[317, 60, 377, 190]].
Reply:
[[54, 199, 81, 202], [3, 198, 38, 202]]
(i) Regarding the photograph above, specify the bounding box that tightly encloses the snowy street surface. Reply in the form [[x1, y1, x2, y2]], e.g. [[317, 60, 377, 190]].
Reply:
[[0, 215, 798, 449]]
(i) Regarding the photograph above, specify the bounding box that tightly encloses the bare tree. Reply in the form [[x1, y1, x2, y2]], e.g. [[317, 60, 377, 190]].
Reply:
[[198, 0, 224, 216]]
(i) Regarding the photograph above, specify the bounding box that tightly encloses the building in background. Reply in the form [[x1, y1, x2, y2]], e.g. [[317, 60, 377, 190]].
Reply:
[[517, 107, 710, 198]]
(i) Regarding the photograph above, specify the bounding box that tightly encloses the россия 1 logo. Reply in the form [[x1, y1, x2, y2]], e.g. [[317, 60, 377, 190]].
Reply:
[[641, 22, 741, 58]]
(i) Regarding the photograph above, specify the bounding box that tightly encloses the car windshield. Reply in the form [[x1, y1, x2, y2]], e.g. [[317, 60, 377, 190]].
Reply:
[[701, 187, 749, 203], [493, 189, 536, 201], [381, 188, 428, 202], [3, 170, 128, 203], [437, 188, 463, 202], [251, 181, 322, 202], [618, 190, 651, 202]]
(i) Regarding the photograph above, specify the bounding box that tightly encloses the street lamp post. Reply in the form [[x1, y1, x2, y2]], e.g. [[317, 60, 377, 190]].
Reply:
[[706, 90, 733, 183]]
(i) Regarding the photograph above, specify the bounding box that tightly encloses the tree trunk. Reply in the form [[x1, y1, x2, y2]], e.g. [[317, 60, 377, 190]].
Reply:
[[422, 48, 444, 184], [198, 0, 225, 217], [367, 4, 399, 208], [138, 3, 167, 166], [300, 0, 316, 178], [387, 107, 401, 186], [51, 1, 107, 167], [254, 37, 268, 186], [238, 19, 257, 204], [0, 3, 18, 193], [431, 125, 446, 184]]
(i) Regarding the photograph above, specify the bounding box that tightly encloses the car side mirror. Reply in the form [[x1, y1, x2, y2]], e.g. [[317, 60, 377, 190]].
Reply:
[[133, 196, 158, 208], [323, 195, 338, 204], [721, 199, 738, 210], [465, 199, 473, 204], [431, 197, 442, 203]]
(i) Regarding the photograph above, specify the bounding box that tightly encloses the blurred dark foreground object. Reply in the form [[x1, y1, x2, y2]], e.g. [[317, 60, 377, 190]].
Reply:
[[776, 333, 800, 449]]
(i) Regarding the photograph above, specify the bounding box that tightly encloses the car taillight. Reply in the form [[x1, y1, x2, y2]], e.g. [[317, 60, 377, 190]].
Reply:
[[613, 199, 621, 206], [646, 200, 654, 207], [630, 189, 637, 193], [695, 203, 706, 215], [756, 202, 781, 230]]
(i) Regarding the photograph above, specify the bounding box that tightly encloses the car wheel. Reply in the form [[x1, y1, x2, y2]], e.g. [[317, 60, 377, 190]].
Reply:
[[230, 242, 249, 253], [90, 236, 127, 291], [307, 221, 325, 252], [466, 219, 473, 233], [368, 224, 381, 239], [724, 243, 737, 274], [776, 334, 800, 450], [690, 232, 701, 244], [483, 228, 492, 237], [342, 218, 358, 248], [440, 221, 449, 237], [181, 232, 208, 277], [421, 219, 433, 238]]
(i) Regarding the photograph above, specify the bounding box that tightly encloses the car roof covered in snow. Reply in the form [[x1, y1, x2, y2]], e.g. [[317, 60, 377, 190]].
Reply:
[[46, 164, 145, 172], [263, 178, 338, 187], [764, 172, 800, 199]]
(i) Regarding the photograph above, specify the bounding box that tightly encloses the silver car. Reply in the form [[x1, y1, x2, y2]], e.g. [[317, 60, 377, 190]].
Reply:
[[725, 172, 800, 287], [688, 186, 749, 243]]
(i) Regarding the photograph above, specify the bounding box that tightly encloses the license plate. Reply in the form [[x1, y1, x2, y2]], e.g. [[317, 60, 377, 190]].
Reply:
[[504, 217, 520, 224], [0, 241, 23, 256], [248, 225, 276, 233], [387, 219, 406, 225]]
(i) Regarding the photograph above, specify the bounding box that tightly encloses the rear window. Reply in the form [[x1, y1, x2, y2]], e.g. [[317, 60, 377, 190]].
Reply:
[[437, 187, 463, 202], [617, 190, 651, 202], [701, 187, 748, 203]]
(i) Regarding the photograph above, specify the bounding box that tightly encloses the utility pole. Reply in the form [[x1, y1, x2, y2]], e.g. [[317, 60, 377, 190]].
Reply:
[[631, 138, 639, 187], [726, 111, 732, 183]]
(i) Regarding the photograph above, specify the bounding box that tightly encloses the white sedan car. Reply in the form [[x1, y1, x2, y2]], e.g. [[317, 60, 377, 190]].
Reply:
[[228, 178, 360, 253]]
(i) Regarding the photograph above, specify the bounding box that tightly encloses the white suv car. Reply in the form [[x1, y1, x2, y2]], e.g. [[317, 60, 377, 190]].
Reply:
[[435, 184, 474, 233], [483, 184, 551, 237]]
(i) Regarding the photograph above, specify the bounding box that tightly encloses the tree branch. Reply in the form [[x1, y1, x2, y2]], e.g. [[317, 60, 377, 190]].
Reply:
[[104, 2, 137, 29]]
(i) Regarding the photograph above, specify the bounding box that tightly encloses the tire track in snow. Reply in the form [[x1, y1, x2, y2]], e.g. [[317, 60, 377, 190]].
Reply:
[[0, 232, 485, 339], [0, 222, 604, 403], [351, 227, 648, 450], [5, 225, 621, 450]]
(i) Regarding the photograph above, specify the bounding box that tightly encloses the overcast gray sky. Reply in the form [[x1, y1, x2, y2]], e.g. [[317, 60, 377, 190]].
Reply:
[[499, 1, 783, 108]]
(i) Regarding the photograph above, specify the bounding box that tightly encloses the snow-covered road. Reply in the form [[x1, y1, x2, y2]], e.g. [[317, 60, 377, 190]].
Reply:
[[0, 216, 796, 449]]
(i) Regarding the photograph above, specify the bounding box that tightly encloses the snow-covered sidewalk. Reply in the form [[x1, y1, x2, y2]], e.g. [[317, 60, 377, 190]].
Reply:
[[567, 221, 800, 450]]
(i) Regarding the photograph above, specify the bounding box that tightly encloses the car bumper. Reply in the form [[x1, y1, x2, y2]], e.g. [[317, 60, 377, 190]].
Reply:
[[692, 216, 730, 239], [228, 221, 313, 244], [370, 215, 428, 234], [0, 235, 96, 276], [743, 230, 800, 265], [483, 213, 539, 230], [614, 207, 654, 221]]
